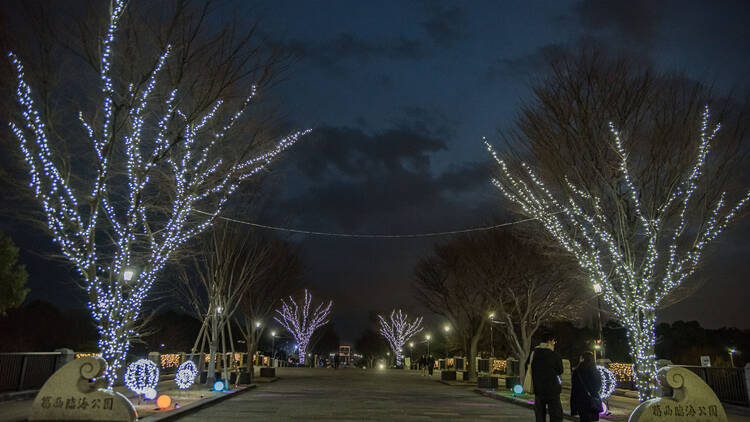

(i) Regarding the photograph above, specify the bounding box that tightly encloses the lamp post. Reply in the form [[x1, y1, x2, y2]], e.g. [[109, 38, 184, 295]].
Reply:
[[271, 331, 276, 363], [593, 283, 605, 360], [489, 313, 495, 357], [409, 342, 414, 367], [425, 334, 431, 357], [443, 325, 451, 360], [729, 348, 737, 368]]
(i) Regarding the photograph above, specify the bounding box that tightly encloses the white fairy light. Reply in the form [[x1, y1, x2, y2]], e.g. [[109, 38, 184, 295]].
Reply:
[[485, 107, 750, 400], [175, 361, 199, 389], [377, 310, 423, 366], [125, 359, 159, 395], [274, 290, 333, 365], [598, 365, 616, 399], [7, 0, 306, 387]]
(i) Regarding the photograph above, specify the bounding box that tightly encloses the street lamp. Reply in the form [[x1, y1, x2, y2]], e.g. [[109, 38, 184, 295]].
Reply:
[[271, 331, 276, 362], [122, 266, 137, 282], [425, 334, 431, 356], [409, 342, 414, 366], [443, 325, 451, 363], [489, 313, 495, 357], [593, 283, 605, 360], [729, 348, 737, 368], [255, 321, 261, 328], [593, 340, 602, 361]]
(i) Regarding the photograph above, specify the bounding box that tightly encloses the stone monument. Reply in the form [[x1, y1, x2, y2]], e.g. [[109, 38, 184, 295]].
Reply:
[[629, 365, 727, 422], [29, 356, 136, 422]]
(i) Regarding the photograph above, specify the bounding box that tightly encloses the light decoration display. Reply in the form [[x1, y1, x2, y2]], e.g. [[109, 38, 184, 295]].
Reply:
[[143, 388, 157, 400], [7, 0, 306, 387], [75, 353, 101, 359], [597, 365, 617, 399], [124, 359, 159, 395], [485, 107, 750, 400], [213, 380, 225, 391], [175, 361, 199, 389], [156, 394, 171, 409], [160, 354, 181, 369], [608, 362, 634, 383], [274, 289, 333, 365], [512, 384, 524, 395], [492, 359, 507, 373], [377, 309, 423, 367]]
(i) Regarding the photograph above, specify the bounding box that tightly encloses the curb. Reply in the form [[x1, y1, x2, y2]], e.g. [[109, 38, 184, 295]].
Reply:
[[254, 377, 280, 384], [473, 389, 578, 421], [138, 385, 256, 422]]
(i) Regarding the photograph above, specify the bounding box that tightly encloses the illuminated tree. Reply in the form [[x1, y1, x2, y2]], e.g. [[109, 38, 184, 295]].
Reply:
[[7, 0, 306, 386], [485, 107, 750, 399], [274, 290, 333, 365], [378, 309, 423, 366]]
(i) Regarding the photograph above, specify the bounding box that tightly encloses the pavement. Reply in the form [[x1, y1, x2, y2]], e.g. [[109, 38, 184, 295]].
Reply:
[[174, 367, 535, 421]]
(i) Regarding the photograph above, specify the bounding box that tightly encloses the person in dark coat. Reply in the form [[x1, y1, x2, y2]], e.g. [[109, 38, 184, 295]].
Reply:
[[427, 355, 435, 376], [419, 355, 427, 376], [524, 333, 563, 422], [570, 352, 603, 422]]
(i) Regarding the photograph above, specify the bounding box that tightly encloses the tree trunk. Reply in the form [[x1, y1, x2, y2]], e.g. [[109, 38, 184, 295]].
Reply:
[[627, 308, 659, 400], [206, 314, 218, 385], [246, 339, 256, 384], [99, 319, 129, 388], [466, 333, 480, 381]]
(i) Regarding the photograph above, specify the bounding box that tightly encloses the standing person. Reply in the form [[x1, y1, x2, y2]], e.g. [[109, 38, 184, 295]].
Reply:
[[524, 332, 563, 422], [571, 352, 603, 422], [427, 355, 435, 376], [334, 353, 340, 369], [420, 355, 427, 376]]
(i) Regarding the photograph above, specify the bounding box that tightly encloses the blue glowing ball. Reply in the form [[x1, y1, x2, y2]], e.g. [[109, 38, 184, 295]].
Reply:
[[213, 380, 225, 391], [512, 384, 524, 394], [143, 388, 157, 400]]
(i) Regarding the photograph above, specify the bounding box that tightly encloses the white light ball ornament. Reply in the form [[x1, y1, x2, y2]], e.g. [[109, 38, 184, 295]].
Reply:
[[597, 365, 616, 399], [125, 359, 160, 395], [175, 361, 199, 389]]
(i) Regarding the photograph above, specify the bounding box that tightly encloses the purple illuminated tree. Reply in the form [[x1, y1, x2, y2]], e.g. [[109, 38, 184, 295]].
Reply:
[[378, 309, 423, 366], [274, 290, 333, 365]]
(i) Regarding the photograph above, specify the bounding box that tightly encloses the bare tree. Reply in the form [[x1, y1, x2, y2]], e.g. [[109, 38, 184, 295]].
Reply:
[[486, 47, 750, 399], [378, 309, 423, 367], [414, 236, 494, 382], [176, 221, 272, 384], [466, 229, 581, 381], [274, 289, 333, 365], [235, 234, 301, 381]]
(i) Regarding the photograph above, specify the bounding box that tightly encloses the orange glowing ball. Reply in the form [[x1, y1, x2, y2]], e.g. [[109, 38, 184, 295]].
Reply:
[[156, 394, 171, 409]]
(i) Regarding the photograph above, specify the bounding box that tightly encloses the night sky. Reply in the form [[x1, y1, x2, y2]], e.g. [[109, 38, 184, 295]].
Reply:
[[4, 1, 750, 342]]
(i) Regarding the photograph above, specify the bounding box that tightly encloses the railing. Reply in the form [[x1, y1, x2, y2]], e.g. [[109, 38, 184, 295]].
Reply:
[[0, 352, 62, 392], [684, 366, 749, 407]]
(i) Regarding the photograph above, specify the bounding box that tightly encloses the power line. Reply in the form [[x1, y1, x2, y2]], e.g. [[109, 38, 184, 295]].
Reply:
[[193, 209, 540, 239]]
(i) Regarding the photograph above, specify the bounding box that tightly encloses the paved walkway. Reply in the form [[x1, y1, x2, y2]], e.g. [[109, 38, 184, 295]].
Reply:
[[176, 367, 533, 421]]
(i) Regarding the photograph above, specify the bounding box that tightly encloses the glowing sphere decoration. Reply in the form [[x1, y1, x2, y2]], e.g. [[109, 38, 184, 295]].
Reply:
[[156, 395, 171, 409], [175, 361, 199, 389], [512, 384, 524, 395], [213, 380, 225, 391], [143, 388, 157, 400], [597, 365, 617, 399], [125, 359, 160, 395]]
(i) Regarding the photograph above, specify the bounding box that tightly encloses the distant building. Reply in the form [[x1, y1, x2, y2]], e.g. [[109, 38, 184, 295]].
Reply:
[[338, 345, 351, 365]]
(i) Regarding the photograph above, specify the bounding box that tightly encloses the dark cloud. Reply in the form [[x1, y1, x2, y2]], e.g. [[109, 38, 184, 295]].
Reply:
[[273, 125, 492, 233], [421, 3, 468, 48], [573, 0, 667, 46], [393, 105, 458, 139], [272, 32, 428, 69], [484, 43, 564, 83]]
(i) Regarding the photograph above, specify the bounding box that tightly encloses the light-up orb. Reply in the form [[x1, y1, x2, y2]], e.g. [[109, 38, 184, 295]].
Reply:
[[597, 365, 617, 399], [156, 394, 171, 409], [213, 380, 225, 391], [512, 384, 524, 395], [175, 361, 199, 389], [143, 387, 157, 400], [125, 359, 160, 395]]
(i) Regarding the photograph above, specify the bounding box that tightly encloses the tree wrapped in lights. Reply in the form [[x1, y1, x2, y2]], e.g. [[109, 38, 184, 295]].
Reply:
[[7, 0, 306, 386], [485, 107, 750, 399], [274, 290, 332, 365], [377, 309, 423, 367]]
